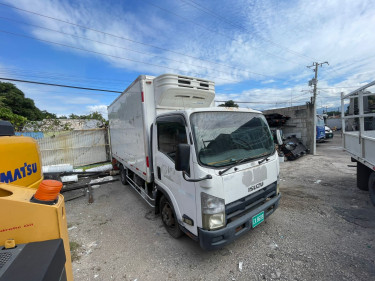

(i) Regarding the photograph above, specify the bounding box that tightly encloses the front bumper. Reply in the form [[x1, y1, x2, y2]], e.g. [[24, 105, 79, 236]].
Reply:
[[198, 193, 281, 250]]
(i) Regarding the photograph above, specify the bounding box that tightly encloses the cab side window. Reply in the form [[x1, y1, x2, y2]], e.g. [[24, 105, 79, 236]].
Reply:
[[157, 118, 187, 162]]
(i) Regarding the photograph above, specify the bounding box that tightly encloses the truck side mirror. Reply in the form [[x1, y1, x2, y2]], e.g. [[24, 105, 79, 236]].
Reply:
[[275, 129, 283, 145], [175, 144, 190, 172]]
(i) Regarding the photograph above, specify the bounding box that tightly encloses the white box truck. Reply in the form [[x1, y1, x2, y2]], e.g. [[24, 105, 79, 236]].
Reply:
[[341, 80, 375, 206], [108, 74, 281, 249]]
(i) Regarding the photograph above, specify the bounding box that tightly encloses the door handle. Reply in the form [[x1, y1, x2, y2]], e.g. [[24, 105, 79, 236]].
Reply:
[[157, 166, 161, 180]]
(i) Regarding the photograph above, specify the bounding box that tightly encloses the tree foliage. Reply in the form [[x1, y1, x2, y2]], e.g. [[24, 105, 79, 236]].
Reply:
[[0, 82, 56, 122], [0, 82, 42, 120], [218, 100, 239, 108], [1, 82, 107, 131], [326, 111, 340, 117], [0, 107, 27, 131], [68, 111, 106, 122]]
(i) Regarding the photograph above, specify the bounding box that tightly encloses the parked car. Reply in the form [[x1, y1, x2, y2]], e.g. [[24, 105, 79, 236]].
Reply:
[[325, 126, 333, 139]]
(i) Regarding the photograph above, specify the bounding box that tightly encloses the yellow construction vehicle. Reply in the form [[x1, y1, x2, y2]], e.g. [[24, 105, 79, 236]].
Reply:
[[0, 120, 73, 281]]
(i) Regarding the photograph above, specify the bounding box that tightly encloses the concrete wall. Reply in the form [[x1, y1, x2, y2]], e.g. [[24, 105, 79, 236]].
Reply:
[[327, 117, 342, 129], [263, 103, 315, 152]]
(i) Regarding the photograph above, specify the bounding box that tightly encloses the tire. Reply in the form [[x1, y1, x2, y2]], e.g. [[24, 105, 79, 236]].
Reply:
[[357, 162, 371, 191], [160, 196, 183, 238], [369, 173, 375, 206], [120, 164, 127, 185]]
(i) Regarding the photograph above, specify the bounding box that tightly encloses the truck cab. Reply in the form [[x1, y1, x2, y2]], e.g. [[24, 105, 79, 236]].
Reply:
[[152, 108, 280, 249]]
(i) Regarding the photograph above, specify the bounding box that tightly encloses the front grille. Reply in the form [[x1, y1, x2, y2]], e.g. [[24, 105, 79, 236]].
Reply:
[[225, 182, 277, 224], [0, 252, 12, 269]]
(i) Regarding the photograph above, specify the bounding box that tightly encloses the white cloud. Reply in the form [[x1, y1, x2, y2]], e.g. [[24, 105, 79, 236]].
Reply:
[[87, 104, 108, 119], [261, 79, 276, 84], [2, 0, 375, 113]]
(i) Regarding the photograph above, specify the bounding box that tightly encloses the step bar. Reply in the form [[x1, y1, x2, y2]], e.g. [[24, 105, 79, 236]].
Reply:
[[126, 175, 155, 208]]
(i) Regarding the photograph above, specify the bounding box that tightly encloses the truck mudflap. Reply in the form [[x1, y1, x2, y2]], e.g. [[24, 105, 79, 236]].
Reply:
[[198, 193, 281, 250]]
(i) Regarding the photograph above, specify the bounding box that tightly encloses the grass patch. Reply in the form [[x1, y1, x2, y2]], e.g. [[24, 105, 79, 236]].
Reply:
[[75, 162, 111, 171], [69, 241, 81, 262]]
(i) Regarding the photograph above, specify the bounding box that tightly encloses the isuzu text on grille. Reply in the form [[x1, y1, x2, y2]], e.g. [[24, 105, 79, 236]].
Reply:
[[0, 162, 38, 183], [248, 181, 264, 192]]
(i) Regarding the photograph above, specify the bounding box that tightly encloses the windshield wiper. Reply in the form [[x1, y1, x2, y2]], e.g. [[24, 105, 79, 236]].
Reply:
[[219, 157, 252, 176], [258, 156, 270, 164], [219, 152, 274, 176], [258, 150, 275, 164]]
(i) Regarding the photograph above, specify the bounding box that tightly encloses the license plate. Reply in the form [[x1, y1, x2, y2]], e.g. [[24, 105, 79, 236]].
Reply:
[[252, 211, 264, 228]]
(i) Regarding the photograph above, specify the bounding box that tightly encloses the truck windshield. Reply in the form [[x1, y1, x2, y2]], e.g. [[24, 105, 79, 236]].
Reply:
[[190, 112, 274, 168]]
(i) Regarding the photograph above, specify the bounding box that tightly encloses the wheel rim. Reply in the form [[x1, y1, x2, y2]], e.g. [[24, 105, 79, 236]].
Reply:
[[162, 202, 175, 227]]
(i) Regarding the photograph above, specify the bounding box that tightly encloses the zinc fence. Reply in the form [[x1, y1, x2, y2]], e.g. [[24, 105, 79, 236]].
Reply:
[[16, 129, 110, 167]]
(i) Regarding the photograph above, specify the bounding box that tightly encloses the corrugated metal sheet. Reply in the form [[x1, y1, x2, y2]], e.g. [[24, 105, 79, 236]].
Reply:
[[37, 129, 109, 166]]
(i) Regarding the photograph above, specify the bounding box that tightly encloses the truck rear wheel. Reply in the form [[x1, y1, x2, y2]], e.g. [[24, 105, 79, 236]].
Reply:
[[120, 165, 128, 185], [160, 196, 183, 238], [357, 162, 370, 191], [369, 173, 375, 206]]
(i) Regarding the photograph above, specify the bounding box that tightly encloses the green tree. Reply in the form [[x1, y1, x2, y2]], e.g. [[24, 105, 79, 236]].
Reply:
[[41, 110, 57, 119], [218, 100, 239, 108], [327, 111, 340, 117], [0, 107, 27, 131], [69, 111, 106, 122], [84, 111, 106, 122], [0, 82, 45, 120], [67, 111, 107, 127], [69, 113, 80, 119]]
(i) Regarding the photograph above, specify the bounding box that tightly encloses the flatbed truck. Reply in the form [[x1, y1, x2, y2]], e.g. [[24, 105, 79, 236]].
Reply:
[[341, 80, 375, 205]]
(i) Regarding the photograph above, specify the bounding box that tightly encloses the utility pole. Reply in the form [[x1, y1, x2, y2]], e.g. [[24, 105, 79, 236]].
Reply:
[[307, 61, 329, 155]]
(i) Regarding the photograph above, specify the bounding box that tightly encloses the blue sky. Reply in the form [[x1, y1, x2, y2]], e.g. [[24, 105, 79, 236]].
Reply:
[[1, 0, 374, 118]]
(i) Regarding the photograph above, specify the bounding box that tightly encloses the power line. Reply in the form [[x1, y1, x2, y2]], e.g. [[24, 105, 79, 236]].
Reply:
[[143, 0, 305, 67], [0, 77, 123, 93], [21, 88, 118, 97], [0, 29, 240, 83], [0, 16, 265, 79], [215, 100, 307, 104], [318, 86, 366, 90], [0, 68, 130, 88], [215, 93, 310, 105], [1, 76, 311, 107], [180, 0, 317, 62], [0, 2, 276, 80]]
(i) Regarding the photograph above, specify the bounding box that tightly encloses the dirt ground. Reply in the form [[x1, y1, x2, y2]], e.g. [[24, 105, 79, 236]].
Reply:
[[65, 133, 375, 281]]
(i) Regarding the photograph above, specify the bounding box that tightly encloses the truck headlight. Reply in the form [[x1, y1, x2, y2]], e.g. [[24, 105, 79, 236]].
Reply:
[[201, 192, 225, 230]]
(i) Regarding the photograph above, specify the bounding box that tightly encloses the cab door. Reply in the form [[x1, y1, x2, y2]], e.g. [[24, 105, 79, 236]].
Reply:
[[153, 114, 197, 235]]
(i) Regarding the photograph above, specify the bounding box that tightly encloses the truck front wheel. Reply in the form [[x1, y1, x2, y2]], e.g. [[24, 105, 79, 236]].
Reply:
[[120, 165, 128, 185], [160, 196, 183, 238], [369, 173, 375, 206]]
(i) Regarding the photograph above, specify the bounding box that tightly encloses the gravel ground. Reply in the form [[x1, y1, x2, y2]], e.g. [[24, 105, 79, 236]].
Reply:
[[65, 133, 375, 281]]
